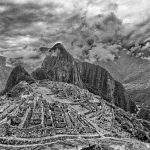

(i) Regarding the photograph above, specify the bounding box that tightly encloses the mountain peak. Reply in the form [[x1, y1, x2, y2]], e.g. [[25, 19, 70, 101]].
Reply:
[[48, 42, 74, 61], [0, 65, 35, 95], [37, 43, 84, 87], [49, 42, 66, 52]]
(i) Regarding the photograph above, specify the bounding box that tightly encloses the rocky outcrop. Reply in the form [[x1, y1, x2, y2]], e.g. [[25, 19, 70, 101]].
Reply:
[[137, 108, 150, 121], [31, 68, 48, 80], [0, 65, 35, 95], [32, 43, 137, 113], [78, 61, 114, 101], [78, 62, 138, 113], [136, 102, 150, 121]]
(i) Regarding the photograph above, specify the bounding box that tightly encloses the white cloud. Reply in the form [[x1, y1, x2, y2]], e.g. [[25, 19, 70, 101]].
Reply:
[[4, 36, 39, 48], [0, 5, 8, 12], [117, 0, 150, 24]]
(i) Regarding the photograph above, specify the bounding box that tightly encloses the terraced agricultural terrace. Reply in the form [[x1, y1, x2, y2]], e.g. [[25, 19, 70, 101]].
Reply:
[[0, 80, 149, 149]]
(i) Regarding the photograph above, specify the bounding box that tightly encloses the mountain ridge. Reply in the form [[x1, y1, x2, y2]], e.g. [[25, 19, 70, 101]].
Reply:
[[32, 43, 137, 113]]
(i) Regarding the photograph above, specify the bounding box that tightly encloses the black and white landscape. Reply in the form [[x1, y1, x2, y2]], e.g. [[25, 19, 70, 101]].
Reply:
[[0, 0, 150, 149]]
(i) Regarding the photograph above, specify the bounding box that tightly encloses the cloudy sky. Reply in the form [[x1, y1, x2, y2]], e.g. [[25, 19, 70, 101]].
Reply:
[[0, 0, 150, 68]]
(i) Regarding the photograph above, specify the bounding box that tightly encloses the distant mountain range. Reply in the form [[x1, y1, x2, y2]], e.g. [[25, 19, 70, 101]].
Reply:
[[96, 50, 150, 83]]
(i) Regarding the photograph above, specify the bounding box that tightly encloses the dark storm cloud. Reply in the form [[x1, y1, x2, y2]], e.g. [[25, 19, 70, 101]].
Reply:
[[0, 2, 58, 36], [0, 1, 64, 69], [1, 0, 150, 66], [0, 0, 72, 61], [0, 0, 120, 52]]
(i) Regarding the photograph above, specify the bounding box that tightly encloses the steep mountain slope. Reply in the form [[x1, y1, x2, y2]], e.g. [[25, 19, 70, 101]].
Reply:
[[95, 50, 150, 125], [0, 77, 149, 149], [32, 43, 137, 113], [0, 56, 12, 91]]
